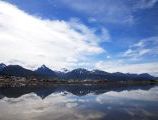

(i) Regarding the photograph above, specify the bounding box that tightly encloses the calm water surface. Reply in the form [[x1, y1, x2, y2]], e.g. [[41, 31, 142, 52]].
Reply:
[[0, 85, 158, 120]]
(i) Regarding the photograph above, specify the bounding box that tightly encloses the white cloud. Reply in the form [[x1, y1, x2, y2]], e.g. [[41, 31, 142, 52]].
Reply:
[[106, 55, 111, 59], [59, 0, 134, 24], [95, 60, 158, 76], [95, 36, 158, 76], [96, 86, 158, 104], [123, 48, 151, 58], [134, 0, 158, 9], [122, 36, 158, 59], [0, 92, 104, 120], [0, 1, 109, 70], [57, 0, 158, 24]]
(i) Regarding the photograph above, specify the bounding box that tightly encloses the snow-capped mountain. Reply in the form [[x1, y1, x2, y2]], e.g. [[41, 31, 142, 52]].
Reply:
[[35, 65, 57, 78], [0, 63, 6, 71], [0, 64, 156, 81]]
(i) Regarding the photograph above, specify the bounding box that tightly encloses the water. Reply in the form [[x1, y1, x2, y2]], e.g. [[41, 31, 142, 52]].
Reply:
[[0, 85, 158, 120]]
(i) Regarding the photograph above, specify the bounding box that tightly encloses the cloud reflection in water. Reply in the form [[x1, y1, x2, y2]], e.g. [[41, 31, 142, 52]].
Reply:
[[0, 86, 158, 120]]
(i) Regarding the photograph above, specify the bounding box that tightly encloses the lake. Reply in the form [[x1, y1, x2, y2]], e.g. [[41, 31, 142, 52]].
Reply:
[[0, 84, 158, 120]]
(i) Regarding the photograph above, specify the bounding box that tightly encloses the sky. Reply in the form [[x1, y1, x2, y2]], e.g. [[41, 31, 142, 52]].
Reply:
[[0, 0, 158, 76]]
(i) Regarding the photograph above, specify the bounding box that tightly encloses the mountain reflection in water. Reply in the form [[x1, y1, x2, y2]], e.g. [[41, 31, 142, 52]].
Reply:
[[0, 85, 158, 120]]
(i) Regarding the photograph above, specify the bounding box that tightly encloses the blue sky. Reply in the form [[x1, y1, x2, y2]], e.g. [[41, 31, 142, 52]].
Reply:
[[0, 0, 158, 76]]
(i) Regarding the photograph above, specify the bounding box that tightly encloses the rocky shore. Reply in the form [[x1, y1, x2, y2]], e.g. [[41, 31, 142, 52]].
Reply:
[[0, 76, 157, 88]]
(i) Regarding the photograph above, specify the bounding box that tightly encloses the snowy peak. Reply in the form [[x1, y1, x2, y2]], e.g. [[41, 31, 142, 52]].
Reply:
[[62, 68, 69, 73], [41, 64, 47, 69], [0, 63, 6, 71], [36, 65, 51, 71], [0, 63, 156, 80], [71, 68, 89, 74], [35, 65, 57, 77]]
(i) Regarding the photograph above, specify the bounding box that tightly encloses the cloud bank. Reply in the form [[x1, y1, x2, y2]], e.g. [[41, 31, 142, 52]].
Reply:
[[0, 1, 107, 70], [0, 93, 103, 120], [123, 36, 158, 59], [97, 86, 158, 103], [95, 61, 158, 76], [0, 1, 158, 76]]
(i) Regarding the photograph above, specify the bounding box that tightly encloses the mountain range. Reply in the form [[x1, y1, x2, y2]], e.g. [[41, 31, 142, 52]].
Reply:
[[0, 63, 157, 81]]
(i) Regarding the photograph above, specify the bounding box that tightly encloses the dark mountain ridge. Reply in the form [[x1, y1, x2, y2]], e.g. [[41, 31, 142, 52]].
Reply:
[[35, 65, 57, 78], [0, 63, 156, 81], [0, 63, 6, 72], [0, 65, 35, 77]]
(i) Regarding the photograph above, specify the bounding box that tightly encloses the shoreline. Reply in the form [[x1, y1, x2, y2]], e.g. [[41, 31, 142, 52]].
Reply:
[[0, 76, 157, 88]]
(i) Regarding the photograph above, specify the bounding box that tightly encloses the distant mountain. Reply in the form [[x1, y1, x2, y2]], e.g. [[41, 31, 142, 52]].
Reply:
[[0, 65, 36, 77], [35, 65, 57, 78], [64, 68, 111, 80], [0, 63, 6, 71], [134, 73, 154, 80], [62, 68, 155, 81], [61, 68, 69, 73], [64, 68, 90, 80], [0, 64, 156, 81]]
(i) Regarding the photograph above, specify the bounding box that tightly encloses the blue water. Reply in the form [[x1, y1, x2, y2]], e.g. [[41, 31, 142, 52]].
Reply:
[[0, 85, 158, 120]]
